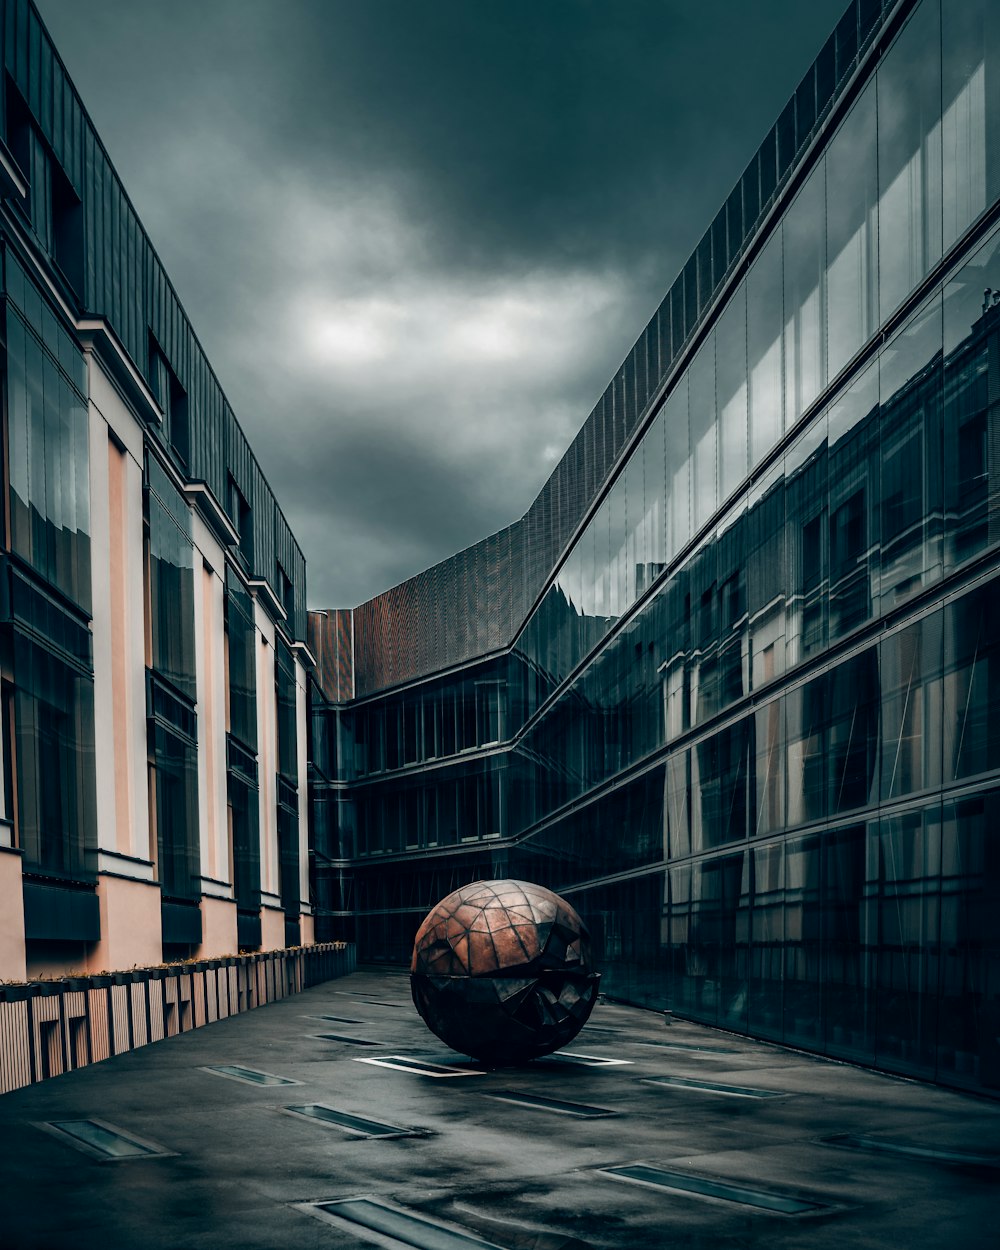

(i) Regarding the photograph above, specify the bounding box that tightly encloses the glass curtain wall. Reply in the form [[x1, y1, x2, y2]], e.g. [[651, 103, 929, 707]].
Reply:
[[512, 0, 998, 702], [342, 0, 1000, 1097]]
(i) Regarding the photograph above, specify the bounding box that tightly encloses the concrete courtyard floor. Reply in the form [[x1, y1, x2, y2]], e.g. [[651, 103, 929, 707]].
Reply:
[[1, 966, 997, 1249]]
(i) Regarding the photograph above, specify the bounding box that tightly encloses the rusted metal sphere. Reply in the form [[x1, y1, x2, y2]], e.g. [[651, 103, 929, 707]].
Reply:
[[410, 879, 600, 1063]]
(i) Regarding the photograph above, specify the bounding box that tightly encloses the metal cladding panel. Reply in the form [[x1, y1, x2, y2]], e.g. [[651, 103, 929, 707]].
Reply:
[[351, 519, 527, 697], [334, 609, 354, 701], [580, 404, 596, 506], [2, 0, 307, 638]]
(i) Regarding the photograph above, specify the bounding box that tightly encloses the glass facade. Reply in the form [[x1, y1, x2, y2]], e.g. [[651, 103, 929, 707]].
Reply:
[[312, 0, 1000, 1098]]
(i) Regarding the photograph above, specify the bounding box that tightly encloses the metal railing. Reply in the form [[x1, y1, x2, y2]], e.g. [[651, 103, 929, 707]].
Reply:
[[0, 942, 356, 1095]]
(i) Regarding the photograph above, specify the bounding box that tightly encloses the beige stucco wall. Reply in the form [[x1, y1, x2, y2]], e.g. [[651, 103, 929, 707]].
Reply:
[[88, 875, 163, 973], [260, 905, 286, 953], [0, 849, 26, 981], [197, 896, 239, 960], [88, 357, 151, 872]]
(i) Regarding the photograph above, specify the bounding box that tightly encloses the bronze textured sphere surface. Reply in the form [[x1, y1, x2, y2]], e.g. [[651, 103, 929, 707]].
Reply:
[[410, 879, 600, 1063]]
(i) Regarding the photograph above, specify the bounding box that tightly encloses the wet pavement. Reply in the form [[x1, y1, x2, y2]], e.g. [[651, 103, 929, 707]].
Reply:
[[2, 965, 997, 1249]]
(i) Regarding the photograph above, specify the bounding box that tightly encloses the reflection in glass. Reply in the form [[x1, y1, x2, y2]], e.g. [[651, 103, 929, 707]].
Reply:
[[661, 567, 689, 744], [938, 794, 995, 1087], [226, 569, 257, 751], [716, 498, 748, 711], [827, 80, 877, 380], [877, 807, 941, 1073], [880, 612, 943, 802], [784, 411, 829, 667], [943, 228, 998, 570], [592, 494, 611, 621], [828, 651, 879, 816], [5, 303, 91, 610], [691, 719, 748, 852], [943, 579, 1000, 783], [878, 293, 943, 611], [665, 750, 691, 860], [821, 823, 873, 1063], [716, 283, 748, 502], [608, 475, 627, 620], [147, 457, 196, 702], [828, 361, 879, 642], [689, 336, 717, 532], [663, 376, 690, 560], [942, 0, 994, 251], [749, 843, 784, 1038], [641, 409, 666, 590], [752, 698, 784, 837], [625, 448, 645, 607], [747, 462, 785, 690], [783, 166, 826, 423], [747, 231, 783, 467], [12, 632, 97, 878], [782, 834, 821, 1046], [877, 0, 942, 321]]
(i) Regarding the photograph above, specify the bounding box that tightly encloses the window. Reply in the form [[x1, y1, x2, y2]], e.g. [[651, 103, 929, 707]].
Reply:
[[148, 335, 190, 469], [277, 562, 295, 623], [227, 473, 253, 564], [4, 78, 83, 297], [4, 297, 91, 609]]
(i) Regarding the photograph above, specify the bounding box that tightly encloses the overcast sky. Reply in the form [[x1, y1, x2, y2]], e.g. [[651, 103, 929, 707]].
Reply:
[[36, 0, 846, 609]]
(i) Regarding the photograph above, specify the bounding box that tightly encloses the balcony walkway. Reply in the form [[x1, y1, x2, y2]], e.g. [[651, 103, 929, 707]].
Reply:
[[1, 966, 997, 1249]]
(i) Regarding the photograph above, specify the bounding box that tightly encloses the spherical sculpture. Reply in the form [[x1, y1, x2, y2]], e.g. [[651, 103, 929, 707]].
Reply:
[[410, 879, 600, 1063]]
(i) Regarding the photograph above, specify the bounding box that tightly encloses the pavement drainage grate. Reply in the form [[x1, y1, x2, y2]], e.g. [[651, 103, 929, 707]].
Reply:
[[312, 1033, 380, 1046], [353, 1056, 487, 1077], [283, 1104, 425, 1138], [300, 1197, 507, 1249], [602, 1164, 828, 1215], [536, 1051, 633, 1068], [483, 1090, 615, 1118], [305, 1014, 365, 1024], [334, 993, 406, 1007], [633, 1040, 741, 1054], [201, 1064, 301, 1087], [642, 1076, 788, 1099], [37, 1119, 174, 1161], [823, 1134, 1000, 1168]]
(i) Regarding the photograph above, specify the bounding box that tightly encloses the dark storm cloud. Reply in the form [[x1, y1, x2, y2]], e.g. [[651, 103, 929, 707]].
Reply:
[[37, 0, 846, 606]]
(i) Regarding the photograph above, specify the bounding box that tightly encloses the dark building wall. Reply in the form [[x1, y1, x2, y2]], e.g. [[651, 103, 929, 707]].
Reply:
[[312, 0, 1000, 1097]]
